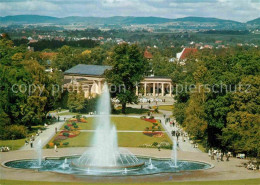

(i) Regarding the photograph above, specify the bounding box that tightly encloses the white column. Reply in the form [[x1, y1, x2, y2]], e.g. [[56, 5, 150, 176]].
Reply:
[[144, 83, 147, 96], [170, 83, 172, 97], [98, 81, 102, 94], [162, 83, 165, 96], [153, 83, 156, 96]]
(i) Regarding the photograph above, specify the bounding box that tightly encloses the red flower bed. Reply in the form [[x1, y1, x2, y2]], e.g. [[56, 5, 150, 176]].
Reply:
[[54, 135, 68, 141], [143, 131, 163, 136], [144, 118, 157, 123]]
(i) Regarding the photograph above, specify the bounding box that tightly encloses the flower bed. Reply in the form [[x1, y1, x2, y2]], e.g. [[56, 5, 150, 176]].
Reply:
[[143, 131, 164, 137], [144, 118, 157, 123]]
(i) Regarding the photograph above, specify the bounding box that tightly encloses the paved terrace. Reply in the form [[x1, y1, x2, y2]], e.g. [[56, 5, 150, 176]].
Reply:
[[1, 148, 259, 183]]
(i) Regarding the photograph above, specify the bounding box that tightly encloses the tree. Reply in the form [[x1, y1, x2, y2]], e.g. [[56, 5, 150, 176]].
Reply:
[[105, 43, 149, 113], [183, 84, 207, 139], [222, 75, 260, 158]]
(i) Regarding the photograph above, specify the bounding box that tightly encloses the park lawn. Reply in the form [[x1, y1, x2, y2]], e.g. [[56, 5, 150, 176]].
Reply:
[[1, 179, 259, 185], [114, 107, 150, 115], [49, 109, 68, 113], [158, 105, 173, 111], [0, 139, 25, 150], [50, 117, 170, 148], [0, 125, 45, 150], [117, 132, 171, 147], [58, 112, 81, 116], [67, 117, 158, 131], [49, 132, 171, 148]]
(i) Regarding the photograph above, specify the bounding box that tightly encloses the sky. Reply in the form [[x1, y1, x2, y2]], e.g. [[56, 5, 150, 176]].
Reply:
[[0, 0, 260, 22]]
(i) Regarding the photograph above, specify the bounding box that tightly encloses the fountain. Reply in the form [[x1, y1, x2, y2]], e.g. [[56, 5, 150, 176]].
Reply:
[[61, 158, 69, 169], [170, 139, 178, 168], [71, 83, 144, 170], [147, 158, 155, 169], [36, 139, 42, 167], [4, 84, 212, 176]]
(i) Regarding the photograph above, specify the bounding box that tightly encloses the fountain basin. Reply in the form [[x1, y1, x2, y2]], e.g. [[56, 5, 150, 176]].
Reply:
[[3, 156, 213, 176]]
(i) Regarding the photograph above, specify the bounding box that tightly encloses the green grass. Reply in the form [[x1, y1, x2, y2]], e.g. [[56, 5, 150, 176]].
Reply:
[[49, 132, 171, 148], [48, 117, 171, 148], [114, 107, 150, 115], [1, 179, 259, 185], [0, 125, 45, 150], [65, 117, 156, 131], [158, 105, 173, 111], [49, 109, 68, 113], [57, 112, 81, 116], [0, 139, 25, 150]]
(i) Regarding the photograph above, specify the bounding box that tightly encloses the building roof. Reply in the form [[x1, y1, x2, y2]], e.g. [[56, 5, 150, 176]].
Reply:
[[64, 64, 112, 76], [144, 50, 153, 59], [179, 48, 198, 60], [145, 76, 171, 79]]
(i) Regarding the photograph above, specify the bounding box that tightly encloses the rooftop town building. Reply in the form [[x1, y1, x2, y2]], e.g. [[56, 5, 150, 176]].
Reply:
[[63, 64, 172, 98]]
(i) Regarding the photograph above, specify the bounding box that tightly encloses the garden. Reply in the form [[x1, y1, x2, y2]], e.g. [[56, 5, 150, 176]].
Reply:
[[47, 116, 172, 149]]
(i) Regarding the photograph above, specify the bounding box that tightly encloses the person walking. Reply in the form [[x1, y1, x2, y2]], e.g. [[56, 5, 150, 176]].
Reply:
[[54, 144, 57, 152], [226, 152, 231, 161], [211, 149, 215, 160], [30, 140, 33, 148], [158, 144, 161, 151], [208, 149, 211, 157], [217, 152, 220, 162]]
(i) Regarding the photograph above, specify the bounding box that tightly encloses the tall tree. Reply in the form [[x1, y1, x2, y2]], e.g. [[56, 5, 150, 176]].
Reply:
[[105, 43, 149, 113]]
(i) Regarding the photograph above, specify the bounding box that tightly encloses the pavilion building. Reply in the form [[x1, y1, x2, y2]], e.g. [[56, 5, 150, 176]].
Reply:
[[64, 64, 173, 98]]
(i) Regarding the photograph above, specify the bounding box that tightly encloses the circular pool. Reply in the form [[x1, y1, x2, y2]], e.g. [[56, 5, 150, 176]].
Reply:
[[4, 156, 212, 176]]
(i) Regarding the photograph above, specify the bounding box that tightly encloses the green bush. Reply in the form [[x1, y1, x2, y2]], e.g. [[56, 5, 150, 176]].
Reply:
[[63, 142, 69, 146], [46, 144, 50, 148], [75, 115, 81, 121], [63, 132, 69, 137], [152, 142, 158, 146], [72, 122, 77, 126], [3, 125, 28, 140], [74, 125, 79, 128], [64, 125, 70, 130], [140, 116, 146, 119]]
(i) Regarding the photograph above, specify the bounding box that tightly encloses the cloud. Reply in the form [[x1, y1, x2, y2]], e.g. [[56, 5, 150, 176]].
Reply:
[[0, 0, 259, 22]]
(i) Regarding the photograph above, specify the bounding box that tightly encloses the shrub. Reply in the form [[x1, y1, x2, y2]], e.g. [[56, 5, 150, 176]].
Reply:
[[152, 142, 158, 146], [72, 122, 77, 126], [53, 141, 60, 146], [63, 132, 69, 137], [149, 116, 154, 119], [140, 116, 146, 120], [3, 125, 28, 140], [74, 125, 79, 128], [46, 144, 50, 148], [154, 107, 159, 113], [75, 115, 81, 121], [63, 142, 69, 146], [64, 125, 70, 130]]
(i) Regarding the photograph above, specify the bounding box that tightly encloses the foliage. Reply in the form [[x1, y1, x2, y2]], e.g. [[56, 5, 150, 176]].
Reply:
[[105, 43, 149, 113], [2, 125, 28, 140], [172, 48, 260, 157]]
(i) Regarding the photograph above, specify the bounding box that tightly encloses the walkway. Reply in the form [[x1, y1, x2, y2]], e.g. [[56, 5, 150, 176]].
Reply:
[[128, 102, 201, 153], [77, 130, 167, 133], [20, 115, 72, 151], [1, 147, 259, 183]]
